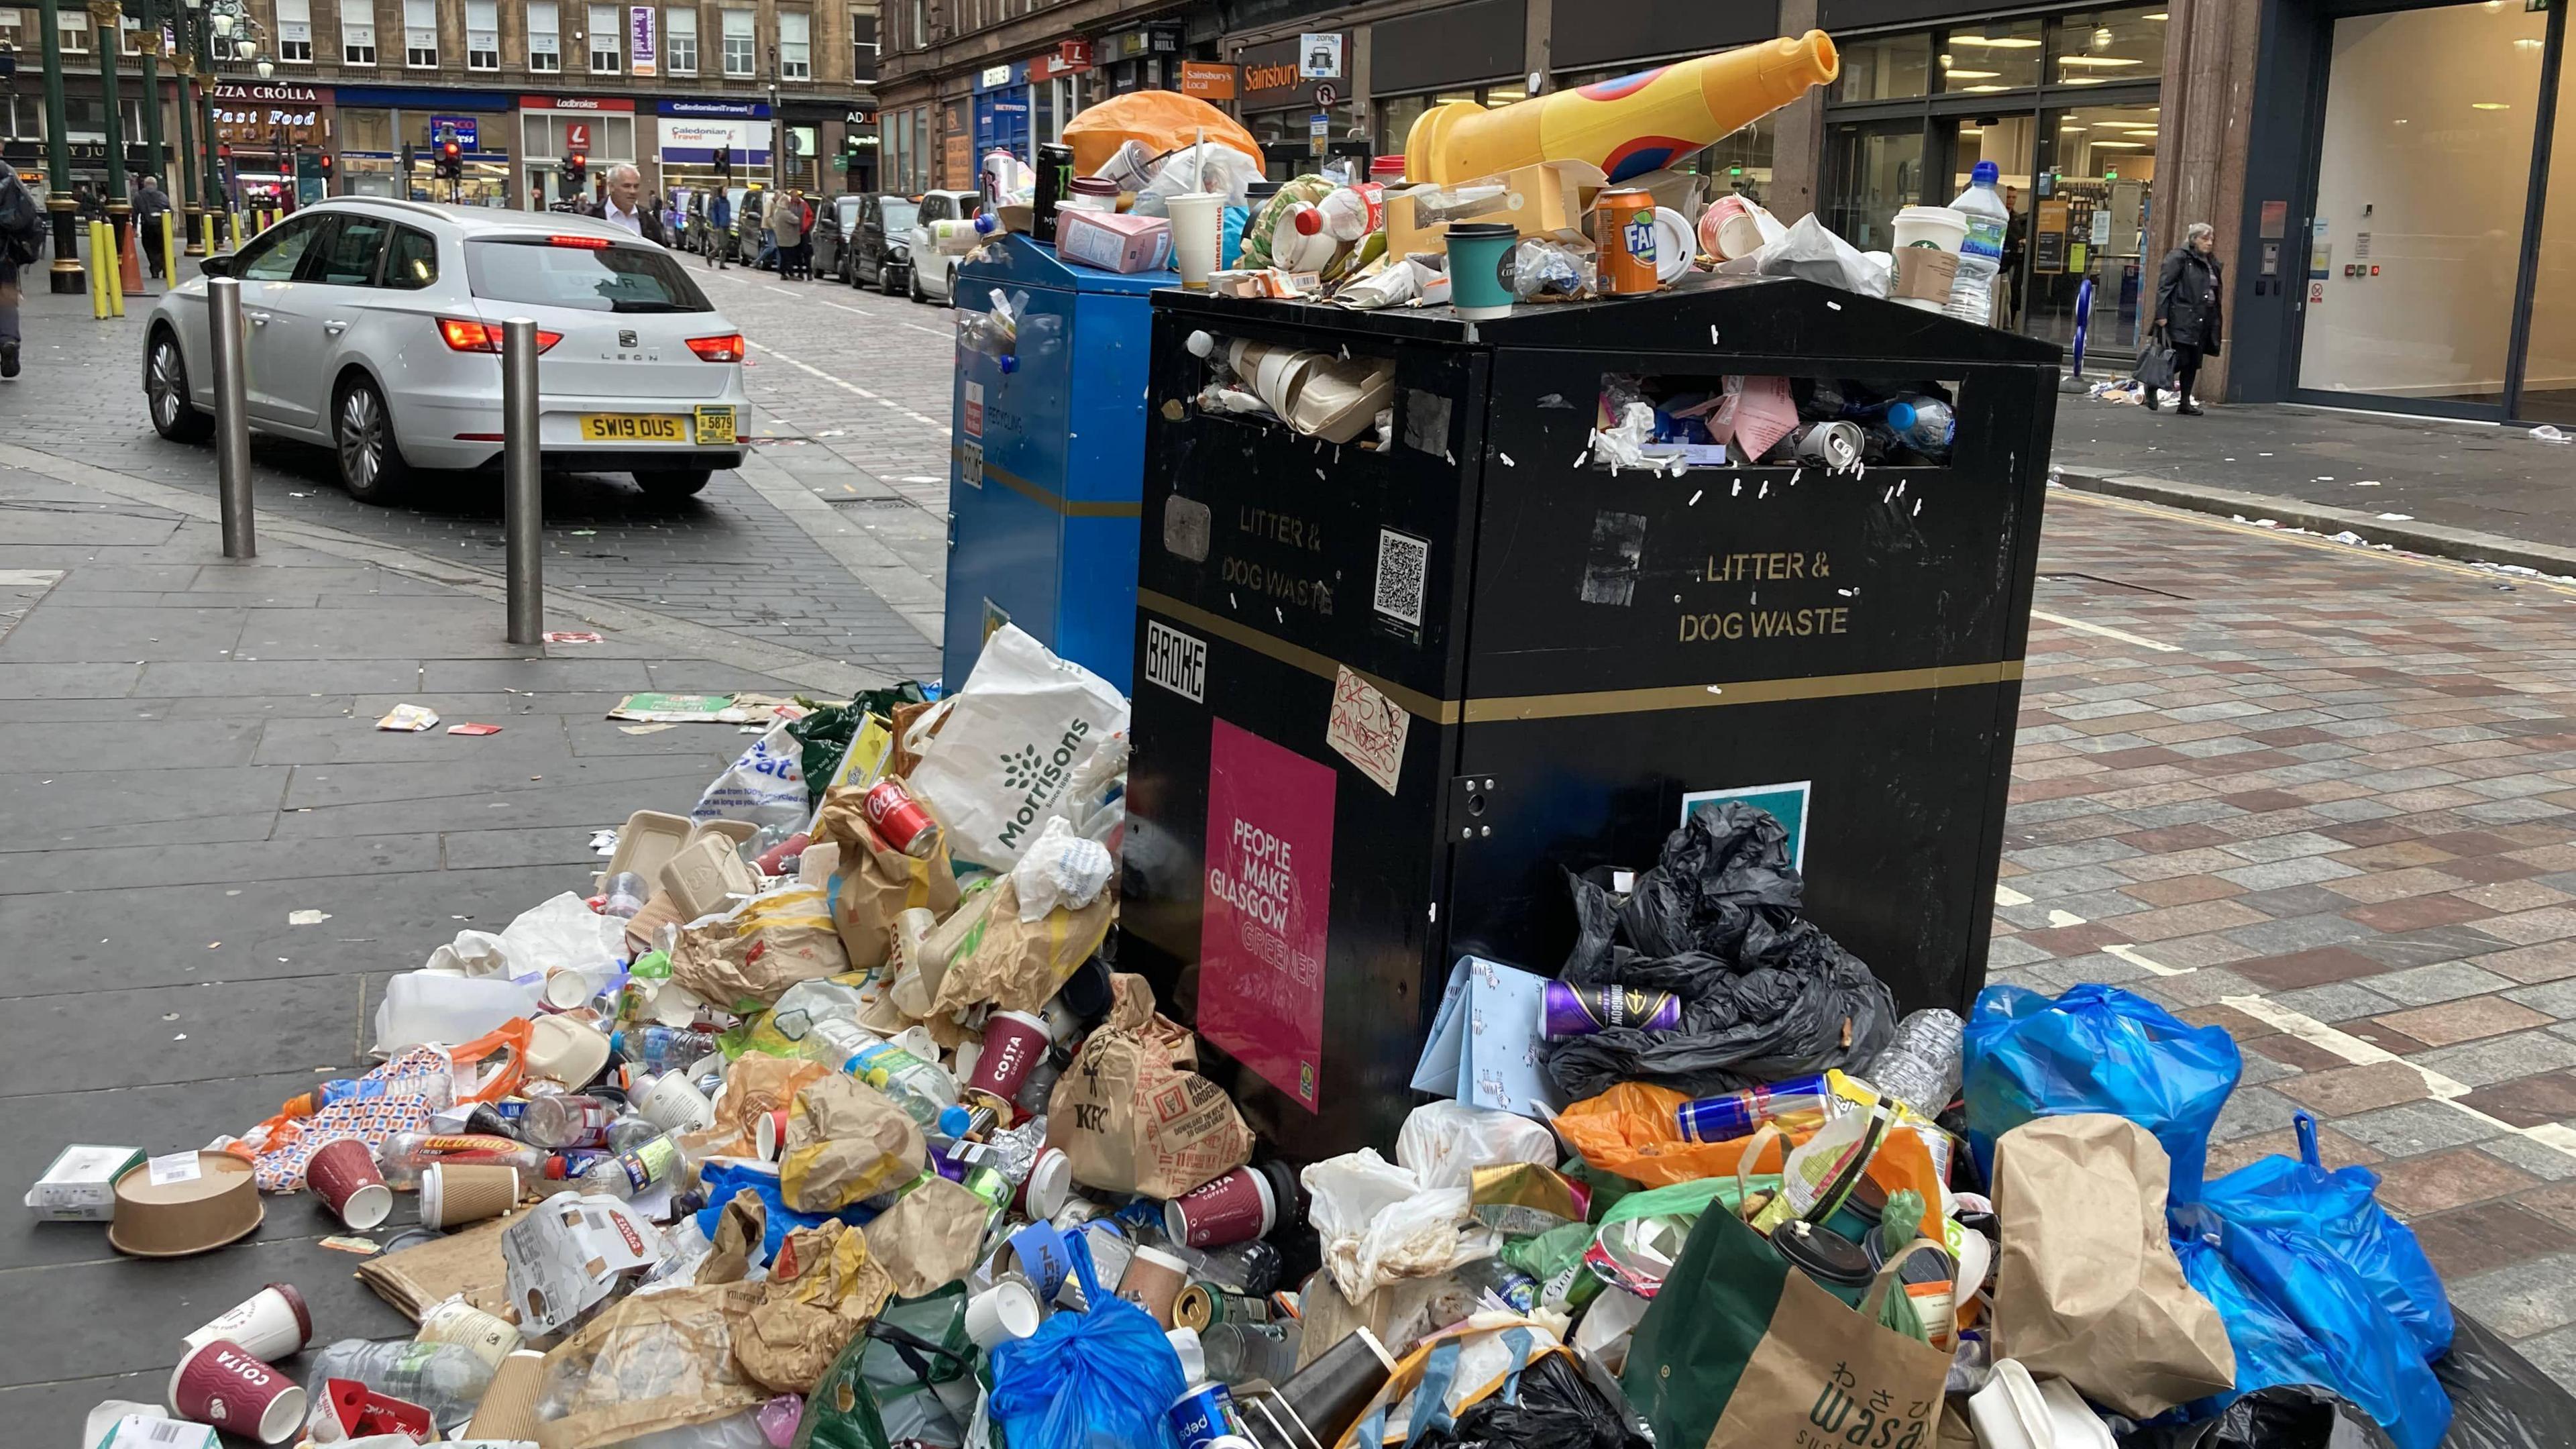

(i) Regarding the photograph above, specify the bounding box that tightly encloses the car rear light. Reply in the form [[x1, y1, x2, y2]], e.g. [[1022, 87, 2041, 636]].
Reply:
[[686, 333, 746, 362], [437, 317, 562, 354], [547, 234, 614, 249]]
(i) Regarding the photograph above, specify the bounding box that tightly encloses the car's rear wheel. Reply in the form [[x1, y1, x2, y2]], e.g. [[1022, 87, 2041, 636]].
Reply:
[[635, 468, 712, 499], [333, 374, 413, 505], [881, 262, 904, 297], [145, 329, 213, 443]]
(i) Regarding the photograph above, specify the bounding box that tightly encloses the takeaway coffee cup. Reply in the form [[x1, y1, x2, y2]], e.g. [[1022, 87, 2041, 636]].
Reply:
[[1122, 1245, 1189, 1328], [1446, 222, 1519, 321], [181, 1284, 312, 1362], [421, 1164, 521, 1230], [757, 1107, 792, 1161], [633, 1070, 716, 1134], [305, 1139, 392, 1232], [168, 1340, 307, 1446], [1164, 1166, 1277, 1250], [1699, 193, 1770, 260], [965, 1277, 1044, 1348], [1165, 193, 1226, 289], [969, 1010, 1053, 1105]]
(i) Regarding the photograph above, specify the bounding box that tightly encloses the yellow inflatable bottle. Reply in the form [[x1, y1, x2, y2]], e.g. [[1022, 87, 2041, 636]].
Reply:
[[1405, 31, 1840, 186]]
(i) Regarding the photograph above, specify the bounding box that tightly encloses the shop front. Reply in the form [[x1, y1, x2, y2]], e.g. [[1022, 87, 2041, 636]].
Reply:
[[1369, 0, 1527, 156], [1028, 43, 1097, 152], [1817, 3, 2165, 356], [656, 99, 770, 205], [842, 109, 881, 193], [518, 95, 637, 211], [334, 87, 515, 207], [1231, 31, 1354, 181], [974, 61, 1035, 167], [209, 81, 335, 207], [1092, 22, 1183, 97]]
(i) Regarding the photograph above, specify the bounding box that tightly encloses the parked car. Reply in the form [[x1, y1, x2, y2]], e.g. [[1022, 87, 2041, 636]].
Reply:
[[905, 190, 984, 305], [848, 193, 918, 294], [140, 198, 749, 504], [812, 193, 863, 282]]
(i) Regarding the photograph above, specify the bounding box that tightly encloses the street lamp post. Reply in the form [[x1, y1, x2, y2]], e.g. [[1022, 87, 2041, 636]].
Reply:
[[92, 0, 133, 268], [768, 46, 782, 193], [172, 34, 202, 252], [134, 0, 167, 200], [34, 0, 83, 293]]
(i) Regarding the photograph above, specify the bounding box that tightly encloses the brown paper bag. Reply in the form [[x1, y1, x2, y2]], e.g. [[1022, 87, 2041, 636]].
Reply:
[[814, 788, 961, 971], [737, 1220, 896, 1393], [356, 1210, 524, 1322], [695, 1190, 767, 1287], [680, 1054, 830, 1163], [863, 1175, 994, 1298], [885, 698, 945, 780], [669, 883, 851, 1011], [1045, 973, 1252, 1198], [778, 1073, 926, 1212], [1992, 1114, 2236, 1417], [533, 1283, 767, 1449], [928, 874, 1116, 1016]]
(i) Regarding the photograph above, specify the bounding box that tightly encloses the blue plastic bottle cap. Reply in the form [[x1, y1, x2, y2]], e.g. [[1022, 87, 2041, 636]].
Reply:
[[1972, 160, 1999, 185], [938, 1104, 973, 1138], [1888, 402, 1919, 431]]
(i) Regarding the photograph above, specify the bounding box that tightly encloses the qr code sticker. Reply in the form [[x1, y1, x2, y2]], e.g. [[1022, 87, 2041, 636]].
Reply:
[[1375, 529, 1429, 627]]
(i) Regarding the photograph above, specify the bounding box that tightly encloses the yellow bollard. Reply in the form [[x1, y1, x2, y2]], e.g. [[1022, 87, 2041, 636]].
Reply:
[[108, 227, 127, 317], [162, 211, 176, 290], [1405, 31, 1841, 185], [87, 222, 110, 319]]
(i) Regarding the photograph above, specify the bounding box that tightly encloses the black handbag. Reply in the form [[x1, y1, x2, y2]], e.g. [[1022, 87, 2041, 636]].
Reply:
[[2136, 327, 2179, 391]]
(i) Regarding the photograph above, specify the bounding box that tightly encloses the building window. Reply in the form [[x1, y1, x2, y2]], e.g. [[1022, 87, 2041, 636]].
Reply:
[[466, 0, 497, 68], [1835, 35, 1932, 102], [778, 11, 810, 78], [721, 7, 752, 75], [118, 10, 142, 54], [405, 0, 437, 66], [850, 10, 875, 80], [58, 10, 86, 52], [529, 0, 559, 70], [588, 3, 619, 70], [276, 0, 313, 61], [908, 0, 922, 48], [343, 15, 376, 64], [667, 6, 696, 72], [0, 11, 22, 55]]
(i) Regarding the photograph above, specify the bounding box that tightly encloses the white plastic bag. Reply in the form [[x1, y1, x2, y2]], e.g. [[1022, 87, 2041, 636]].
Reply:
[[905, 625, 1130, 869], [1716, 213, 1890, 297], [1394, 1101, 1559, 1191], [373, 971, 544, 1055], [1132, 142, 1265, 212], [690, 722, 809, 833], [499, 891, 629, 979], [1010, 816, 1116, 921], [1303, 1149, 1481, 1301]]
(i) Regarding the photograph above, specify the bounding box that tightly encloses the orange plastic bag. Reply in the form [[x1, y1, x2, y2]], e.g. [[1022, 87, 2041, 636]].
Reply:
[[1555, 1081, 1945, 1242], [1063, 93, 1264, 178]]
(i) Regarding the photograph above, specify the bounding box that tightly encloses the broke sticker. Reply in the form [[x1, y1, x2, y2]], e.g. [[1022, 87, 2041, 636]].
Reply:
[[1197, 720, 1336, 1110], [1324, 666, 1408, 796]]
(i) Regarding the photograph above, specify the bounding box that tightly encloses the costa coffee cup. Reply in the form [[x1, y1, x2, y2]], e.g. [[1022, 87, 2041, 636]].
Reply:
[[305, 1139, 392, 1232], [1122, 1244, 1189, 1328], [168, 1340, 307, 1446], [1164, 1167, 1277, 1250], [756, 1107, 792, 1161], [421, 1164, 521, 1230], [634, 1071, 715, 1134], [970, 1010, 1051, 1104], [964, 1277, 1044, 1348], [180, 1284, 312, 1362]]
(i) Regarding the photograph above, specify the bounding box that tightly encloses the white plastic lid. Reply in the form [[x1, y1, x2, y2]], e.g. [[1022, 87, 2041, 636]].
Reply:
[[1166, 1326, 1206, 1384]]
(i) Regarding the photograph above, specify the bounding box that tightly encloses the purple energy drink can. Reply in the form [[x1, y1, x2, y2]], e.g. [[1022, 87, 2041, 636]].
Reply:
[[1542, 980, 1684, 1040], [1169, 1381, 1243, 1449]]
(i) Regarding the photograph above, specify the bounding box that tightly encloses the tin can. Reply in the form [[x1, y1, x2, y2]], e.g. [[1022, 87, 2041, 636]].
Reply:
[[1794, 420, 1865, 472], [1676, 1073, 1834, 1143], [1173, 1280, 1274, 1333], [962, 1165, 1014, 1213], [1034, 142, 1076, 244], [861, 777, 943, 859], [1541, 980, 1683, 1040], [1168, 1381, 1244, 1449], [1596, 187, 1660, 295]]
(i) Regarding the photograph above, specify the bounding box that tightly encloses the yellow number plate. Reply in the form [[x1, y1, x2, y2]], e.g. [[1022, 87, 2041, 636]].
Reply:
[[580, 413, 687, 442], [693, 405, 739, 445]]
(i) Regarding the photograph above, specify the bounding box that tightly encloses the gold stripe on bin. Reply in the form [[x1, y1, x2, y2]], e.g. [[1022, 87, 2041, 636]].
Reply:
[[948, 445, 1144, 518]]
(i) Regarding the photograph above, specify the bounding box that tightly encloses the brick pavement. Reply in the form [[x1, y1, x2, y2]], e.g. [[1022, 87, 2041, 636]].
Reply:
[[2000, 487, 2576, 1387]]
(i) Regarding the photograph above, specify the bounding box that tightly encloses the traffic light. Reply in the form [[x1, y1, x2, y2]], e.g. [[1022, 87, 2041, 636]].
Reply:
[[714, 147, 732, 180], [563, 150, 587, 191], [434, 128, 463, 182], [318, 153, 333, 176]]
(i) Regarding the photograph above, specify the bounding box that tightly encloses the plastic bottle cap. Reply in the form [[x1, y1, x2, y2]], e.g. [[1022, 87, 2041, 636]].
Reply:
[[938, 1104, 973, 1138], [1292, 207, 1322, 236], [1972, 160, 1999, 185], [1888, 402, 1919, 431]]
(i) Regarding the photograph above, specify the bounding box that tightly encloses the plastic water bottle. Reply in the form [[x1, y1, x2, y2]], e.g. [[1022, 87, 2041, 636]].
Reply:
[[377, 1132, 552, 1189], [847, 1039, 961, 1130], [799, 1016, 884, 1071], [306, 1339, 495, 1426], [519, 1092, 617, 1150], [1865, 1009, 1966, 1116], [1885, 395, 1955, 463], [614, 1025, 719, 1075], [578, 1128, 681, 1199], [1944, 160, 2008, 326]]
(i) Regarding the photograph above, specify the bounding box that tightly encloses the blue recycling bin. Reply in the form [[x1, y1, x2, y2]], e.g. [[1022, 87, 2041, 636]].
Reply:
[[943, 232, 1166, 693]]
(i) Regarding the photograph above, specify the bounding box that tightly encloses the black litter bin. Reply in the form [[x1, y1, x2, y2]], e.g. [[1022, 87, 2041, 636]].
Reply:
[[1118, 273, 2061, 1160]]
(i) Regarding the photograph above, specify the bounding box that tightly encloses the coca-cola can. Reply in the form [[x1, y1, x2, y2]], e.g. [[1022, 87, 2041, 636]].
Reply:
[[862, 778, 945, 859]]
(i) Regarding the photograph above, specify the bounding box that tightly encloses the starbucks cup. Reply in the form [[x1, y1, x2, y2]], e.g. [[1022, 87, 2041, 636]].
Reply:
[[965, 1277, 1044, 1348], [1165, 193, 1226, 289], [421, 1164, 521, 1230], [181, 1284, 312, 1362], [305, 1138, 392, 1232], [168, 1340, 306, 1445], [1165, 1166, 1277, 1249]]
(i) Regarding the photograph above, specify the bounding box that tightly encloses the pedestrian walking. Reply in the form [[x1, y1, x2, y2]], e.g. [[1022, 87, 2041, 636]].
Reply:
[[598, 163, 670, 246], [772, 190, 806, 279], [706, 189, 732, 269], [753, 190, 779, 272], [2147, 221, 2224, 416], [0, 158, 44, 380], [134, 174, 172, 280]]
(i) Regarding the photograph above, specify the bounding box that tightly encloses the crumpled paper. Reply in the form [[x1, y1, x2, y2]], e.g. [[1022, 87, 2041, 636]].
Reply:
[[1010, 816, 1115, 921], [1303, 1148, 1495, 1302], [863, 1175, 994, 1299], [777, 1074, 924, 1213], [738, 1218, 896, 1394], [679, 1053, 830, 1163], [668, 884, 851, 1011]]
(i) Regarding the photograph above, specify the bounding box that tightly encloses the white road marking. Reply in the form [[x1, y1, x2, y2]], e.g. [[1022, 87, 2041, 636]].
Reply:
[[746, 340, 945, 433], [2031, 608, 2183, 653], [2222, 994, 2576, 1163], [1995, 884, 2032, 907], [2103, 942, 2192, 977], [2044, 908, 2086, 928]]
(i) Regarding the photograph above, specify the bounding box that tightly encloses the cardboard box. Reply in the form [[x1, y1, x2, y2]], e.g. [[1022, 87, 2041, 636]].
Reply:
[[1383, 160, 1606, 260], [25, 1144, 144, 1222], [500, 1193, 665, 1335], [1056, 209, 1173, 275]]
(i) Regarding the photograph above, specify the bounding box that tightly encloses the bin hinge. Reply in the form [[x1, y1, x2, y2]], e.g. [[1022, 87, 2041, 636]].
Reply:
[[1450, 774, 1502, 843]]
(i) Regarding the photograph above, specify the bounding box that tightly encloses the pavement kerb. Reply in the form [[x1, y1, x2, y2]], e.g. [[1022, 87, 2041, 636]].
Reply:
[[0, 439, 895, 696], [2053, 468, 2576, 580]]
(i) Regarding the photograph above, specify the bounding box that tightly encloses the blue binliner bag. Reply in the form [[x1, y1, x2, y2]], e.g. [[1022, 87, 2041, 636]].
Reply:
[[989, 1229, 1191, 1449]]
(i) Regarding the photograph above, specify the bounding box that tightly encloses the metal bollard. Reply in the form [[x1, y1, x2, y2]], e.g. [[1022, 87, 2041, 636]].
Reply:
[[502, 317, 544, 645], [208, 276, 256, 559]]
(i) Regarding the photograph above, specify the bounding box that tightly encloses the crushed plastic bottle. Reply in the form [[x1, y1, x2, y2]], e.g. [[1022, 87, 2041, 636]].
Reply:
[[578, 1128, 681, 1199], [306, 1338, 496, 1428], [614, 1025, 719, 1075], [1864, 1008, 1966, 1116], [847, 1038, 961, 1130]]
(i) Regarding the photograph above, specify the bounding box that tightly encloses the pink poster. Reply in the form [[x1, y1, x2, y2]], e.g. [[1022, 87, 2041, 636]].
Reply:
[[1198, 718, 1336, 1112]]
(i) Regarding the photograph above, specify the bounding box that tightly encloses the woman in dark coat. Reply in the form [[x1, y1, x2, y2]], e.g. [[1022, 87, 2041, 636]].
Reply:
[[2149, 220, 2223, 414]]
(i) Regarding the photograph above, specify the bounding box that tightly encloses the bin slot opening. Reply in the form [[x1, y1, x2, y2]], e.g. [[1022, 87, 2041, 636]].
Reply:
[[1185, 329, 1398, 449], [1591, 374, 1961, 473]]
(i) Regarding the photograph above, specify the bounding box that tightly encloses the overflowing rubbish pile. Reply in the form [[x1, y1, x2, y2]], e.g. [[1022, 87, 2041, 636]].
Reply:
[[41, 621, 2559, 1449]]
